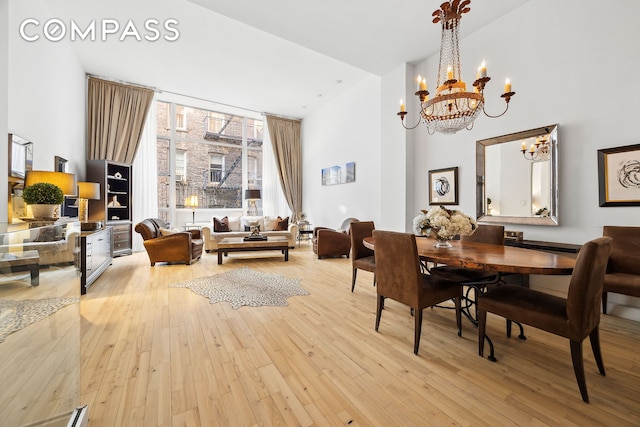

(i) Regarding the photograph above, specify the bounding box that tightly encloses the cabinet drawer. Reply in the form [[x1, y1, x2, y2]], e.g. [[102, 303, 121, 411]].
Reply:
[[112, 231, 130, 244], [110, 223, 131, 233], [113, 241, 130, 252]]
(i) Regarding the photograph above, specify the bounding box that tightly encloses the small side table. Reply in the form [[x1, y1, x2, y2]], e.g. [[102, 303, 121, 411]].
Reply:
[[297, 221, 313, 246], [182, 223, 202, 231]]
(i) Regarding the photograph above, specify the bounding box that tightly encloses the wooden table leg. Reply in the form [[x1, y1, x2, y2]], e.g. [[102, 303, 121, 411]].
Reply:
[[218, 251, 223, 265]]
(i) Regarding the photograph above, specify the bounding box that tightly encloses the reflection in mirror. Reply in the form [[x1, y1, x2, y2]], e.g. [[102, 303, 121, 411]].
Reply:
[[477, 124, 558, 226]]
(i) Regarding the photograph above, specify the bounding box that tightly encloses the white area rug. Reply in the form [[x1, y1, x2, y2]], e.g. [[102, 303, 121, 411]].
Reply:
[[169, 267, 308, 309], [0, 297, 79, 343]]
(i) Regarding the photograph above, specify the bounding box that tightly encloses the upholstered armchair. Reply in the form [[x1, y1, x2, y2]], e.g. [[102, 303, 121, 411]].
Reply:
[[134, 218, 204, 266], [312, 218, 359, 259], [602, 226, 640, 314]]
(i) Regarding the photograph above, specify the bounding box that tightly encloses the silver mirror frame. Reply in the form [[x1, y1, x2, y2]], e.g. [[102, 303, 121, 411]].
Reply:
[[476, 124, 559, 226]]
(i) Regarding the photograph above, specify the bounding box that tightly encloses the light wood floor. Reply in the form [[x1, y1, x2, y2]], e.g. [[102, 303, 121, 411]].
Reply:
[[80, 244, 640, 426]]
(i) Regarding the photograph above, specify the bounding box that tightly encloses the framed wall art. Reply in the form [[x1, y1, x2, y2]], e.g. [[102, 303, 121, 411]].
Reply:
[[598, 144, 640, 206], [429, 166, 458, 205], [321, 161, 355, 186]]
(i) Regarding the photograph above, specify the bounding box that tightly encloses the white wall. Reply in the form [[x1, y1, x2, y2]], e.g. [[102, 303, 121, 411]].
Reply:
[[407, 0, 640, 316], [0, 0, 8, 223], [302, 75, 381, 228], [380, 63, 414, 231], [8, 0, 86, 179]]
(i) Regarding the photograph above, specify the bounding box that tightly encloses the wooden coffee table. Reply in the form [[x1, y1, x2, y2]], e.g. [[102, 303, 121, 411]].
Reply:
[[217, 237, 290, 264]]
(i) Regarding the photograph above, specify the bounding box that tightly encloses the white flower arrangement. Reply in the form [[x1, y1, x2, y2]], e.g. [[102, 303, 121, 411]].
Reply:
[[412, 206, 477, 241]]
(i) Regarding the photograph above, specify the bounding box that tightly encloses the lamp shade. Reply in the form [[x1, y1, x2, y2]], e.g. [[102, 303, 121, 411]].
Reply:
[[244, 189, 261, 200], [78, 182, 101, 199], [185, 195, 199, 208], [25, 170, 77, 196]]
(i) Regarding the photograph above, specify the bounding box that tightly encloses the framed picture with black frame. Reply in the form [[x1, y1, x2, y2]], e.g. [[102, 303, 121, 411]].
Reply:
[[428, 166, 458, 205], [598, 143, 640, 206]]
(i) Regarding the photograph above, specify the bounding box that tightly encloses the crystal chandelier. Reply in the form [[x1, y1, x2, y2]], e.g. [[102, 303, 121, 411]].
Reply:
[[397, 0, 515, 134], [521, 136, 550, 162]]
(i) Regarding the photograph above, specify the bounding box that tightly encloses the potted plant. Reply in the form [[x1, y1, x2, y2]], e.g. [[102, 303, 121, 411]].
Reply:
[[22, 182, 64, 218]]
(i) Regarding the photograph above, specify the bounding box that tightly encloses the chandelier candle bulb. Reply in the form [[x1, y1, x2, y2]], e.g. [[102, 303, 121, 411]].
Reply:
[[400, 100, 406, 113], [416, 75, 422, 91], [479, 61, 487, 78], [504, 79, 512, 93], [447, 66, 453, 80], [420, 78, 427, 91], [522, 141, 526, 151]]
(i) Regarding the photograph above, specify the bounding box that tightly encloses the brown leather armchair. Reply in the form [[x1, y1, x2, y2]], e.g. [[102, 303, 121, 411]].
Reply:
[[312, 218, 359, 259], [135, 218, 204, 266], [602, 226, 640, 314]]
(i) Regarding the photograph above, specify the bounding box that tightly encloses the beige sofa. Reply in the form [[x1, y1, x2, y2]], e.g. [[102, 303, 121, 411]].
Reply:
[[200, 215, 298, 252], [9, 223, 81, 266]]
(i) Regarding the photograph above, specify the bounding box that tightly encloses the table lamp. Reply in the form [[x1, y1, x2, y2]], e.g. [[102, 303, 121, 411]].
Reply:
[[244, 189, 261, 216], [186, 195, 198, 224], [77, 182, 101, 222]]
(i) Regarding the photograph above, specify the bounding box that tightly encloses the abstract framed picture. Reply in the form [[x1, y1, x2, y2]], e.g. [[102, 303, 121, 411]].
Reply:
[[429, 167, 458, 205], [598, 144, 640, 206]]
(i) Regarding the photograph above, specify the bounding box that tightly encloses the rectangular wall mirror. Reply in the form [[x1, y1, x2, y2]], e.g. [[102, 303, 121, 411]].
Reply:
[[476, 124, 559, 226]]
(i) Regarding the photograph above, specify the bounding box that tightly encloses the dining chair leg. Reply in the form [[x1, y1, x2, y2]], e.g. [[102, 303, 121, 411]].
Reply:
[[478, 310, 487, 357], [570, 339, 589, 403], [375, 295, 384, 331], [351, 268, 357, 292], [506, 319, 512, 337], [589, 327, 606, 376], [414, 308, 423, 355], [455, 296, 462, 337], [602, 292, 608, 314]]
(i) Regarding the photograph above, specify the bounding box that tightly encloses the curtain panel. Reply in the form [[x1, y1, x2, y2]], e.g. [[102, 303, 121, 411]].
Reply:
[[265, 114, 302, 222], [87, 77, 154, 164]]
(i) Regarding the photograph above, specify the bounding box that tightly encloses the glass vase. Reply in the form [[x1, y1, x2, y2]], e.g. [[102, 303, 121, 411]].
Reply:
[[434, 239, 453, 249]]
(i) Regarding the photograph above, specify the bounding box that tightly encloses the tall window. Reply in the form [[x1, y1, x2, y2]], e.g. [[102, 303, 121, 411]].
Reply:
[[175, 105, 187, 131], [209, 154, 224, 184], [206, 112, 226, 134], [175, 149, 186, 182], [156, 100, 263, 216]]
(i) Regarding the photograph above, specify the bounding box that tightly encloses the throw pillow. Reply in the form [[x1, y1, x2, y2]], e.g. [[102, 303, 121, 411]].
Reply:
[[213, 216, 230, 232], [159, 227, 180, 236], [274, 216, 289, 231]]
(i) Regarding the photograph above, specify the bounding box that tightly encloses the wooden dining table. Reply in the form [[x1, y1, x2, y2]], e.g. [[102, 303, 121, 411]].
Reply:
[[363, 236, 576, 275], [363, 235, 577, 361]]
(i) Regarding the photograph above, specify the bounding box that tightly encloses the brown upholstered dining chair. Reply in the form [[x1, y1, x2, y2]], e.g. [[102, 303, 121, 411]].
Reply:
[[373, 230, 462, 355], [312, 217, 359, 259], [477, 236, 612, 403], [350, 221, 376, 292], [602, 226, 640, 314]]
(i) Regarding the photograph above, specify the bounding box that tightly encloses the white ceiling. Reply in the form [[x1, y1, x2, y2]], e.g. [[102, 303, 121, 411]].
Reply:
[[44, 0, 528, 118]]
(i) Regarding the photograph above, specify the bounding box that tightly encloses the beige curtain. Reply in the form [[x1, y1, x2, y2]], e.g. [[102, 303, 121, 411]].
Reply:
[[87, 77, 155, 164], [266, 114, 302, 222]]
